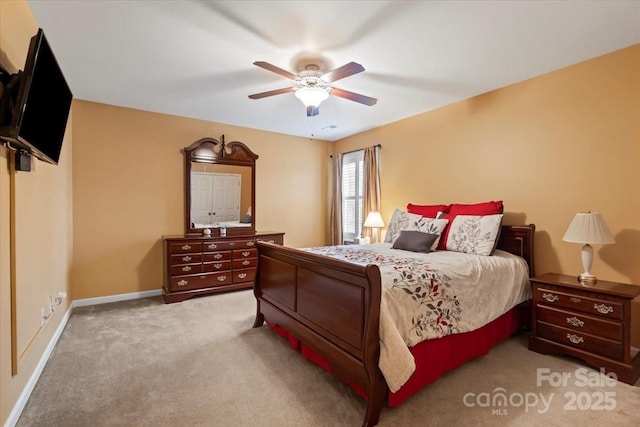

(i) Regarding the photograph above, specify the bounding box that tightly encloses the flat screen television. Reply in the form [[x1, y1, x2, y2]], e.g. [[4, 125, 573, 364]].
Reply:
[[0, 28, 73, 165]]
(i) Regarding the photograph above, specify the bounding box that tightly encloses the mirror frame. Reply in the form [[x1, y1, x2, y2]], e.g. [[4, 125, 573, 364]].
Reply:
[[184, 136, 258, 235]]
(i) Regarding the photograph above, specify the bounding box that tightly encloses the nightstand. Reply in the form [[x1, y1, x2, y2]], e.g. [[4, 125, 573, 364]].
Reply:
[[529, 273, 640, 385]]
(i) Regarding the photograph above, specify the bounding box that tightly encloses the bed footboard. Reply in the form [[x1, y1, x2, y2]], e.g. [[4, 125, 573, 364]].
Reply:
[[253, 242, 386, 427]]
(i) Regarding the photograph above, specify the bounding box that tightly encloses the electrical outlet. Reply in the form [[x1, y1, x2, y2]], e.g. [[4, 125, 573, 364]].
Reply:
[[40, 308, 46, 326], [55, 291, 67, 305]]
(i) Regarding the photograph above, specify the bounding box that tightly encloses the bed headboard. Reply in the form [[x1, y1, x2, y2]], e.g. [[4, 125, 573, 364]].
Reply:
[[496, 224, 535, 277]]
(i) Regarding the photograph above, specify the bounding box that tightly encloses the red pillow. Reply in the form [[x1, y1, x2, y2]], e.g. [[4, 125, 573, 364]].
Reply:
[[406, 203, 449, 218], [438, 200, 504, 250]]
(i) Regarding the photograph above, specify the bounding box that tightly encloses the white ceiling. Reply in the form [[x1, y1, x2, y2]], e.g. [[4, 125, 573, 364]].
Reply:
[[28, 1, 640, 142]]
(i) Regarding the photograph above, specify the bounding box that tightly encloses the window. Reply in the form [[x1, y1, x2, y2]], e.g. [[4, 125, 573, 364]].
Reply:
[[342, 150, 364, 243]]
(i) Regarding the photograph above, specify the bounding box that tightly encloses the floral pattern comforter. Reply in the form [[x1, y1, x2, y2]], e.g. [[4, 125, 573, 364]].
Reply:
[[304, 243, 531, 392]]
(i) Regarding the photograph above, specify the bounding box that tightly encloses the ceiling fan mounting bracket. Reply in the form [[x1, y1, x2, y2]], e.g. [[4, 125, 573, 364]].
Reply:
[[292, 54, 331, 74]]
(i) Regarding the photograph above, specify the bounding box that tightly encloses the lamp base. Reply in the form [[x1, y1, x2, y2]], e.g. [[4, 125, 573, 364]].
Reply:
[[578, 273, 598, 285]]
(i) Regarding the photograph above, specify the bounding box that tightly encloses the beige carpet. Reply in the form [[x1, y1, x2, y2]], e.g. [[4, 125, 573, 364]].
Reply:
[[16, 290, 640, 426]]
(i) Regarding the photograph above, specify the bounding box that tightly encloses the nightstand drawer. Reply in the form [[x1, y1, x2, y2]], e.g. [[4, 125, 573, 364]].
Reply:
[[533, 287, 622, 320], [537, 322, 622, 361], [536, 305, 622, 341]]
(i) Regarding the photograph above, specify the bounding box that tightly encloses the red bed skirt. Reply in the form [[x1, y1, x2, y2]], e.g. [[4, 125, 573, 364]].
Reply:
[[265, 302, 529, 407]]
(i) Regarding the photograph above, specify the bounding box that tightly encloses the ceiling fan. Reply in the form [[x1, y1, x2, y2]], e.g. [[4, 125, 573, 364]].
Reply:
[[248, 61, 377, 117]]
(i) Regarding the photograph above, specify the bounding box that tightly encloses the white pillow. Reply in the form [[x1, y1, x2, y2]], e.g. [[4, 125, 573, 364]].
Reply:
[[384, 209, 423, 243], [446, 214, 503, 255], [417, 217, 449, 250]]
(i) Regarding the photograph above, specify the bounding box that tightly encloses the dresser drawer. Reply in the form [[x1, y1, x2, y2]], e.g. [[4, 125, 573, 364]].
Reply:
[[233, 258, 257, 269], [534, 286, 622, 320], [537, 322, 622, 361], [170, 263, 202, 276], [536, 305, 622, 341], [170, 253, 203, 265], [169, 272, 232, 292], [168, 242, 202, 254], [202, 241, 236, 251], [233, 248, 257, 260], [203, 261, 231, 273], [258, 236, 284, 245], [203, 251, 232, 262], [233, 240, 260, 249], [233, 268, 256, 284]]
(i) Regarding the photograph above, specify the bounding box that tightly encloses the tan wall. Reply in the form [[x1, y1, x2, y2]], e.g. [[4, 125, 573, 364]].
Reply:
[[71, 101, 329, 300], [334, 44, 640, 344], [335, 44, 640, 285], [1, 1, 74, 423]]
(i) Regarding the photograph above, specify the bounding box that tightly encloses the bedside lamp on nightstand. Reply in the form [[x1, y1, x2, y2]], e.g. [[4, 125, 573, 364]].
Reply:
[[363, 211, 385, 244], [562, 211, 615, 285]]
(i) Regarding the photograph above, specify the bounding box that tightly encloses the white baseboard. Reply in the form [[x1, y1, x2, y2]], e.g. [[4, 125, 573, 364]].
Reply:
[[72, 289, 162, 308], [3, 306, 72, 427], [3, 288, 162, 427]]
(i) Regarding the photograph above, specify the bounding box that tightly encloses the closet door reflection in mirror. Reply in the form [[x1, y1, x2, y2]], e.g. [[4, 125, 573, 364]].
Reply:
[[190, 163, 252, 227]]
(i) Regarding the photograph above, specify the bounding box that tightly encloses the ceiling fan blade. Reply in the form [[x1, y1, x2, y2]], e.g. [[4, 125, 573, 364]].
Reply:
[[330, 88, 377, 106], [321, 62, 365, 83], [253, 61, 298, 80], [248, 87, 295, 100]]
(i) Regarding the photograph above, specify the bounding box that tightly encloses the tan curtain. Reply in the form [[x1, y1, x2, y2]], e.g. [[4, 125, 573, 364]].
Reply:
[[362, 145, 381, 243], [329, 153, 343, 245]]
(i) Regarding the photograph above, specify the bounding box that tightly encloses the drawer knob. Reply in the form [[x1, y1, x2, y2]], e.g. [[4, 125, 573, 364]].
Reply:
[[246, 241, 255, 247], [217, 275, 227, 282], [181, 245, 191, 251], [566, 316, 584, 327], [242, 260, 250, 266], [566, 333, 584, 344], [177, 279, 188, 287], [570, 297, 582, 304], [182, 266, 191, 272], [542, 293, 559, 303], [182, 256, 192, 262], [208, 243, 217, 250], [214, 254, 223, 260], [593, 303, 613, 314], [214, 263, 223, 269], [238, 273, 247, 279]]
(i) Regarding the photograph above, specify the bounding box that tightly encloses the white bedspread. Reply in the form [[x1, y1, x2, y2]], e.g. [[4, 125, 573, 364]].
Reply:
[[305, 243, 531, 392]]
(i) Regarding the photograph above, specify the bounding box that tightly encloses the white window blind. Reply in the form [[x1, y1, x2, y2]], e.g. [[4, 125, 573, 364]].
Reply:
[[342, 150, 364, 243]]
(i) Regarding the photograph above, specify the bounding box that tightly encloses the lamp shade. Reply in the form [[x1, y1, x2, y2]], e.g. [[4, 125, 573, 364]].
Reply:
[[294, 86, 330, 108], [562, 212, 615, 244], [364, 211, 385, 228]]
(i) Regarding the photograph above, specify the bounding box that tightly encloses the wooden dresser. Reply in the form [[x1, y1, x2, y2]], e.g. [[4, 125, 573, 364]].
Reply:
[[162, 231, 284, 303], [529, 273, 640, 384]]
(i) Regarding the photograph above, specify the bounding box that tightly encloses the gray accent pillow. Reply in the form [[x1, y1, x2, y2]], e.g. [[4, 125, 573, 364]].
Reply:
[[392, 231, 439, 253]]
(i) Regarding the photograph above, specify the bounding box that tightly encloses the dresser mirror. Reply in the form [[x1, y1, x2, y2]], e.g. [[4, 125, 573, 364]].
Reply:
[[184, 136, 257, 235]]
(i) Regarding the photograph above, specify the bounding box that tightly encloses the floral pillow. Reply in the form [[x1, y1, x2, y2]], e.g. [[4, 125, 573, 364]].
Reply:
[[445, 214, 503, 256], [384, 209, 423, 243], [417, 217, 449, 250]]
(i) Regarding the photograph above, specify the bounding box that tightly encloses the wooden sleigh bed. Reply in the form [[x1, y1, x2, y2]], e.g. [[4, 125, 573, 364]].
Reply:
[[252, 224, 535, 426]]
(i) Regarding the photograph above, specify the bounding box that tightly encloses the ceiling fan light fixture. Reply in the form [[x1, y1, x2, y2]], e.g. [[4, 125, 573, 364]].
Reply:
[[294, 86, 330, 109]]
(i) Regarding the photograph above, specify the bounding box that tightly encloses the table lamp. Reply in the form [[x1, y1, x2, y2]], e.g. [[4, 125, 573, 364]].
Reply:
[[364, 211, 385, 244], [562, 212, 615, 284]]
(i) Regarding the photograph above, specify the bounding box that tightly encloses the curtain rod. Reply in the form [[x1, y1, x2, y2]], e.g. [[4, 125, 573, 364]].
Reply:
[[330, 144, 381, 158]]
